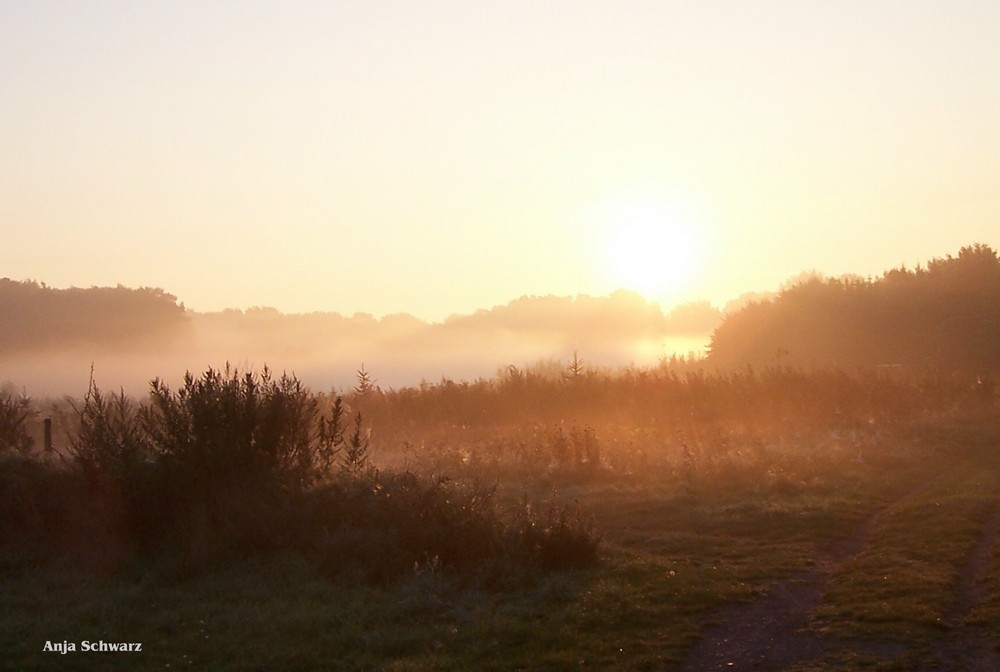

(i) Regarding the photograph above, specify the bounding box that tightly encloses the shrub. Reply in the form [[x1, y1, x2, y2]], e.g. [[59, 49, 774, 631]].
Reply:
[[303, 471, 504, 583], [0, 389, 33, 454], [145, 365, 328, 493], [2, 366, 604, 582], [139, 366, 356, 560], [51, 366, 358, 560], [0, 453, 56, 547], [506, 494, 600, 571], [69, 381, 152, 535]]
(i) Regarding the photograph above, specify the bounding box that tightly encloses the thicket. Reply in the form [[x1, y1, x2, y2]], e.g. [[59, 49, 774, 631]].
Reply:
[[0, 367, 597, 583], [0, 389, 33, 454]]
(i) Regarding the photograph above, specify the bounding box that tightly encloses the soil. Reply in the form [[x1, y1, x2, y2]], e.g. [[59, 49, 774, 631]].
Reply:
[[682, 480, 1000, 671], [928, 498, 1000, 672]]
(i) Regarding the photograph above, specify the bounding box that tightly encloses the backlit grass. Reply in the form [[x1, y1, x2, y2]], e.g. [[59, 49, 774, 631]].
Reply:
[[811, 434, 1000, 648], [2, 370, 998, 670]]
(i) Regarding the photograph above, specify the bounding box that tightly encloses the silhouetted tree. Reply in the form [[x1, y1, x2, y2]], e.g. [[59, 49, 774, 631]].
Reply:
[[0, 279, 191, 353], [708, 244, 1000, 375]]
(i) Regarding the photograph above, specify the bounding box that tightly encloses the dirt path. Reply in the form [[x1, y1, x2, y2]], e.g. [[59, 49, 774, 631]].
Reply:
[[680, 502, 898, 671], [928, 497, 1000, 672], [681, 465, 993, 672]]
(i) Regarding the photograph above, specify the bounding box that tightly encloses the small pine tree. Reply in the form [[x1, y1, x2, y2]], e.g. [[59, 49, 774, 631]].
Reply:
[[317, 396, 346, 473], [342, 412, 371, 474], [355, 364, 377, 397], [565, 351, 585, 382]]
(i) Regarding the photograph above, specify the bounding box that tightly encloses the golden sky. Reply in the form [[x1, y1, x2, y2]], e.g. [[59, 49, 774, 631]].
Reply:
[[3, 1, 998, 321]]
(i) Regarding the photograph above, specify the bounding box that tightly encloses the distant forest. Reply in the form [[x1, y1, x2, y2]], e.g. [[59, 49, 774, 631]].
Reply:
[[0, 281, 719, 358], [0, 280, 192, 353], [708, 243, 1000, 374], [3, 243, 998, 376]]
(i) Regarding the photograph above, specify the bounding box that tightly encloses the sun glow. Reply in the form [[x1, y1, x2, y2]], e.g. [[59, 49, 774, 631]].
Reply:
[[602, 201, 703, 301]]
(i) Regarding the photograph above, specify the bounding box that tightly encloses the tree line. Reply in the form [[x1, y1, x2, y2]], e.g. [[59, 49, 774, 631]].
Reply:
[[708, 244, 1000, 375], [0, 279, 191, 353]]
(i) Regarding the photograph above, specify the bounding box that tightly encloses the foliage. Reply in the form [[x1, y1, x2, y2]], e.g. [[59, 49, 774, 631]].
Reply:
[[144, 366, 327, 492], [564, 350, 586, 382], [0, 388, 33, 454], [356, 359, 989, 490], [505, 494, 600, 572], [354, 363, 378, 397], [302, 471, 501, 583], [71, 380, 148, 485], [5, 356, 1000, 668], [708, 244, 1000, 373], [341, 411, 371, 474], [1, 365, 601, 582], [0, 278, 191, 353]]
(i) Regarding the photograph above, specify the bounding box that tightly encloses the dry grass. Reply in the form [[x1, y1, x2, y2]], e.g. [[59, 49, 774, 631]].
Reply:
[[1, 366, 998, 669]]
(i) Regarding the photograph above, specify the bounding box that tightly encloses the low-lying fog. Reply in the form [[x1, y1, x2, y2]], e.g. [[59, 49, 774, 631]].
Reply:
[[2, 289, 719, 398]]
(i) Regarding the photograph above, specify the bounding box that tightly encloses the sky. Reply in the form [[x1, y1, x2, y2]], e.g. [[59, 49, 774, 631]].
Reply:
[[3, 0, 999, 322]]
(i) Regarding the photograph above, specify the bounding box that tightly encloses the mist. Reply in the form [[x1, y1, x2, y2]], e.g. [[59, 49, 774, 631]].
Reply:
[[0, 282, 716, 398]]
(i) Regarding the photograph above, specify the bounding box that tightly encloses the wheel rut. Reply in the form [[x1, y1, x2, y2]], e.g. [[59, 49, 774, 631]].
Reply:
[[680, 465, 975, 672], [680, 504, 898, 671], [928, 496, 1000, 672]]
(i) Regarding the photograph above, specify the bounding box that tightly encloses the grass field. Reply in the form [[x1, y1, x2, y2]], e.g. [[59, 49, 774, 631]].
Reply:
[[2, 369, 999, 671]]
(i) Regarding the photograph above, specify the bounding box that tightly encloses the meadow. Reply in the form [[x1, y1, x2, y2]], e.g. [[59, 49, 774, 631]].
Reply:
[[2, 361, 998, 671]]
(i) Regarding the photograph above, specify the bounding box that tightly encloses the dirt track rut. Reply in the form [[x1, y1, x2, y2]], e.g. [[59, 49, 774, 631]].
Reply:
[[929, 497, 1000, 672], [680, 502, 895, 671], [682, 464, 999, 671]]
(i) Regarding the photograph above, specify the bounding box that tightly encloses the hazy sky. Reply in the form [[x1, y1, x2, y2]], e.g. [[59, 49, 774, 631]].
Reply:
[[3, 1, 998, 320]]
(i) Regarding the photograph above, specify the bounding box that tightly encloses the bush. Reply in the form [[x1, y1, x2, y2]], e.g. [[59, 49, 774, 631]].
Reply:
[[2, 366, 602, 582], [42, 366, 356, 560], [68, 380, 153, 540], [145, 365, 330, 493], [0, 453, 56, 547], [149, 367, 356, 559], [506, 494, 600, 571], [303, 471, 504, 583], [0, 389, 33, 454]]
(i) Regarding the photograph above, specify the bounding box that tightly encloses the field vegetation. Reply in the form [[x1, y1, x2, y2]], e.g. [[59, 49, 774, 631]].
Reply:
[[2, 357, 998, 670], [709, 243, 1000, 372], [2, 244, 999, 669]]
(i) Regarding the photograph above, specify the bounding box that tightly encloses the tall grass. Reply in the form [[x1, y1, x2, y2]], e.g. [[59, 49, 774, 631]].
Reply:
[[5, 360, 994, 580], [1, 366, 600, 581], [358, 363, 994, 489]]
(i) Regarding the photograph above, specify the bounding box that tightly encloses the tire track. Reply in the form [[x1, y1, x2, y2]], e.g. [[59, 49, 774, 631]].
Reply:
[[680, 505, 898, 671], [928, 496, 1000, 671], [681, 463, 972, 672]]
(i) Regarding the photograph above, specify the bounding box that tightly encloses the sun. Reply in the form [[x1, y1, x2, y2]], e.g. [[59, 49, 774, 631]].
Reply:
[[603, 202, 702, 300]]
